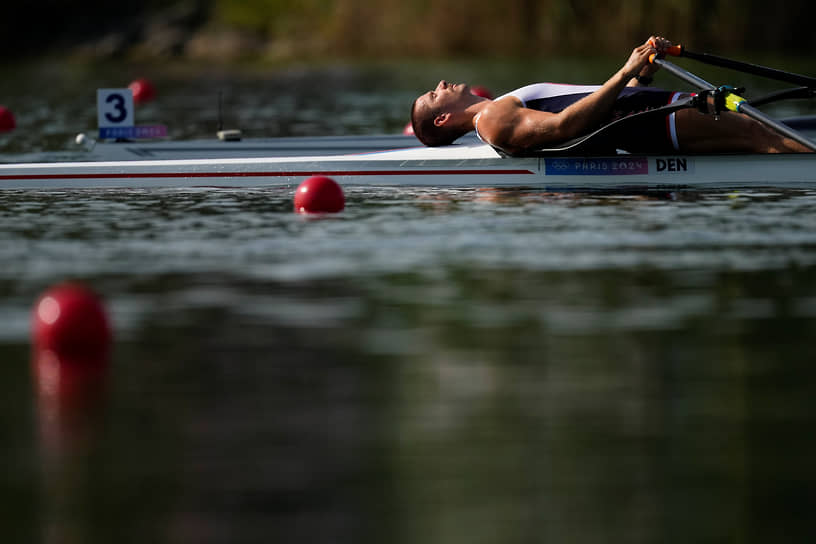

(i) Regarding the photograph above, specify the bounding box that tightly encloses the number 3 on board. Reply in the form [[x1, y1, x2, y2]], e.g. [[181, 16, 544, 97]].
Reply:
[[97, 89, 134, 129]]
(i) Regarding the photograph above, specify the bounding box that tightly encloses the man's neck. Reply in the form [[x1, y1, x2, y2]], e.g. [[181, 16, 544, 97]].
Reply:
[[463, 99, 491, 130]]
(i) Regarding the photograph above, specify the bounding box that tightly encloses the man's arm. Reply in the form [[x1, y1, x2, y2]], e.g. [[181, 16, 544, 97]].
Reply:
[[477, 39, 664, 155]]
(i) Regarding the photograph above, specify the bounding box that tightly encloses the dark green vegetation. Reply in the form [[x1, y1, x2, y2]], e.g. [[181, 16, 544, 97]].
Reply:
[[3, 0, 814, 62]]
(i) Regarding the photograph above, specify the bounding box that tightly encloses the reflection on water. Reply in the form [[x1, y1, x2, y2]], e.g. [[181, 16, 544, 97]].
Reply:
[[2, 187, 816, 542]]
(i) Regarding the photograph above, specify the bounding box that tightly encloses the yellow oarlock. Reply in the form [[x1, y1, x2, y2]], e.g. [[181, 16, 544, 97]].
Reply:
[[723, 91, 746, 112]]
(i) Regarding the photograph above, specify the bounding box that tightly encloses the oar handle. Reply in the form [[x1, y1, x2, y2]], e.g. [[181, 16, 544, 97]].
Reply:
[[648, 48, 682, 64], [664, 45, 683, 57], [647, 38, 683, 60]]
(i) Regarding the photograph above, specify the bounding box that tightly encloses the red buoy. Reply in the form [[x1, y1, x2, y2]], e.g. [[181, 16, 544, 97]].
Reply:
[[471, 85, 494, 99], [294, 176, 345, 214], [32, 283, 112, 359], [0, 106, 16, 132], [403, 121, 415, 136], [128, 78, 156, 104]]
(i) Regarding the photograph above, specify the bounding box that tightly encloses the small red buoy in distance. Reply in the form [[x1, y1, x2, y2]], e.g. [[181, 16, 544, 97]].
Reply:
[[403, 121, 415, 136], [32, 283, 112, 359], [0, 106, 16, 132], [470, 85, 494, 99], [294, 176, 345, 214], [128, 78, 156, 104]]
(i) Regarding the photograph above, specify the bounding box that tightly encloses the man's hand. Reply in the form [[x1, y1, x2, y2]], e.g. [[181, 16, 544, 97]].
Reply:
[[625, 36, 673, 85], [648, 36, 673, 56], [622, 41, 658, 81]]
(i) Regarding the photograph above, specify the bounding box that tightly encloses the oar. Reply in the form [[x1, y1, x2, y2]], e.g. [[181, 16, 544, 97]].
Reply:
[[662, 45, 816, 88], [651, 56, 816, 151], [749, 87, 815, 108]]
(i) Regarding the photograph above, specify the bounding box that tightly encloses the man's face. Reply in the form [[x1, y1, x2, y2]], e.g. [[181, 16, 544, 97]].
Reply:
[[415, 80, 472, 123]]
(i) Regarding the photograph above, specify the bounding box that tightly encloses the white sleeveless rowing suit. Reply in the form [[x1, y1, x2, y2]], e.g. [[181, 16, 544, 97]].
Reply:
[[474, 83, 685, 151]]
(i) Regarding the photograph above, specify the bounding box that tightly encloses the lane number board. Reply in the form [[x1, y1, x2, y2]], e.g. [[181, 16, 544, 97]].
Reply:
[[97, 89, 134, 130]]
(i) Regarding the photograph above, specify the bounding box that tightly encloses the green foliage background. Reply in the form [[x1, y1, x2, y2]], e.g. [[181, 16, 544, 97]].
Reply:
[[2, 0, 814, 59], [209, 0, 815, 56]]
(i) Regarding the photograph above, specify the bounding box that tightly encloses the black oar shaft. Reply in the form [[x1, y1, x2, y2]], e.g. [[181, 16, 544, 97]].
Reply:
[[653, 58, 816, 152], [749, 87, 815, 108], [680, 49, 816, 88]]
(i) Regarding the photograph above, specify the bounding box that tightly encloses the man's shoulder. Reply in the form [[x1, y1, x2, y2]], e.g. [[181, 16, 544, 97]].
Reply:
[[483, 95, 523, 114], [479, 96, 547, 134], [477, 96, 558, 155], [478, 96, 522, 130]]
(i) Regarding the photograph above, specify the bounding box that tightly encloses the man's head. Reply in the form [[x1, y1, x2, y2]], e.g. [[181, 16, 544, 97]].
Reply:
[[411, 81, 485, 146]]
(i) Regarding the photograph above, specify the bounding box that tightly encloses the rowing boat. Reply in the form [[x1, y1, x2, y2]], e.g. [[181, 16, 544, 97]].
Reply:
[[2, 132, 816, 190], [2, 48, 815, 191]]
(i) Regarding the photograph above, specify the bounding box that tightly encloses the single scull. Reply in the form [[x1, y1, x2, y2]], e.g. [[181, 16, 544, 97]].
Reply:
[[2, 47, 815, 191], [1, 134, 816, 190]]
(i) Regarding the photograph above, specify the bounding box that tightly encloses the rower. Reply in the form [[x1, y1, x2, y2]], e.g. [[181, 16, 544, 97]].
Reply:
[[410, 36, 815, 155]]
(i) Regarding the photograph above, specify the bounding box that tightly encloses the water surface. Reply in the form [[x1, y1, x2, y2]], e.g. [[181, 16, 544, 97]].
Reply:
[[3, 59, 816, 543]]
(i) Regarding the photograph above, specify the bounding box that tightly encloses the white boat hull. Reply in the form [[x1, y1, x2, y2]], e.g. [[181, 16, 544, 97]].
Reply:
[[2, 135, 815, 191]]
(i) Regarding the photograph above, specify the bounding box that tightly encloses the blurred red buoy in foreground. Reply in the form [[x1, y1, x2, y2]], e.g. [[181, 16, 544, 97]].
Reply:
[[0, 106, 16, 132], [128, 78, 156, 104], [32, 283, 112, 359], [294, 176, 345, 214], [470, 85, 494, 99]]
